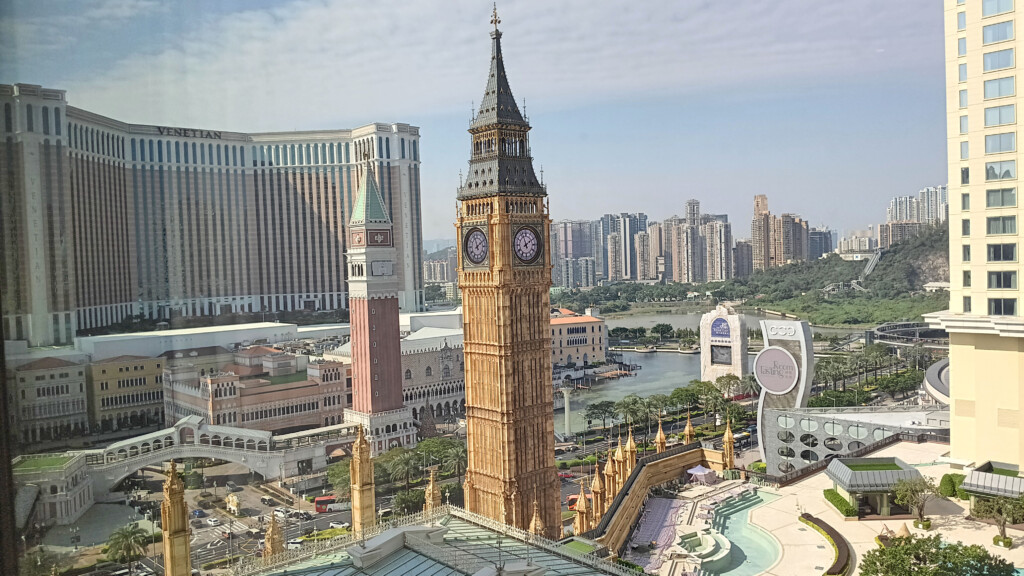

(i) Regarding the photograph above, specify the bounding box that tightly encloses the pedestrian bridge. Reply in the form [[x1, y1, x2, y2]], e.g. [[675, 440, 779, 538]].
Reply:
[[79, 416, 358, 497]]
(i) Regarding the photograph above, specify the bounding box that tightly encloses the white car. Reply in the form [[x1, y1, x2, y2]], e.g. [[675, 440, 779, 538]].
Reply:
[[286, 539, 303, 550], [206, 517, 221, 526], [273, 507, 288, 519], [328, 521, 350, 530]]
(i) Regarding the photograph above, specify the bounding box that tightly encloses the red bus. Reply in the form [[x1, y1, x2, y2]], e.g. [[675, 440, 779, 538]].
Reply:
[[315, 496, 350, 513], [566, 494, 592, 511]]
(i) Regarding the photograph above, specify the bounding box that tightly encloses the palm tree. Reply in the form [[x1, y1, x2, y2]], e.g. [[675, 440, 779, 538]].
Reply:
[[387, 450, 422, 491], [441, 443, 468, 485], [615, 394, 643, 436], [738, 374, 761, 400], [670, 386, 699, 415], [107, 524, 148, 570]]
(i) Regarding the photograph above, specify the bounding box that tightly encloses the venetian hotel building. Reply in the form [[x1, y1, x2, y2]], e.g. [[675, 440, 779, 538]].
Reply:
[[931, 0, 1024, 468], [1, 83, 424, 346]]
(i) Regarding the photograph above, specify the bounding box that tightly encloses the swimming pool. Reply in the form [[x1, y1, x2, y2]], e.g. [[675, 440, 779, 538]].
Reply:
[[702, 492, 782, 576]]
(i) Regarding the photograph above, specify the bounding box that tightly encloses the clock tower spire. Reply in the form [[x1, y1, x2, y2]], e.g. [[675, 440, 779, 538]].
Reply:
[[457, 8, 560, 539]]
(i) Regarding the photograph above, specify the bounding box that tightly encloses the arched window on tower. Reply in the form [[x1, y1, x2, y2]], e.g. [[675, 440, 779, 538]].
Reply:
[[405, 369, 412, 380], [426, 366, 432, 378], [442, 365, 451, 379]]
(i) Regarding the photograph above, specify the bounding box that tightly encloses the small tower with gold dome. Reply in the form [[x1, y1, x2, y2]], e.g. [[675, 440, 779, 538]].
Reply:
[[160, 461, 191, 576], [572, 481, 590, 535], [591, 463, 605, 519], [625, 430, 638, 474], [604, 447, 618, 500], [424, 465, 442, 513], [529, 493, 546, 537]]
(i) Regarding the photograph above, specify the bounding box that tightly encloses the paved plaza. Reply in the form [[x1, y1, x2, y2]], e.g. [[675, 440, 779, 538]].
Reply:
[[41, 503, 153, 552], [750, 440, 1024, 574]]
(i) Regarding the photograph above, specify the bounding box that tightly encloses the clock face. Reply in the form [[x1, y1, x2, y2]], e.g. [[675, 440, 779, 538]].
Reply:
[[514, 227, 540, 263], [464, 228, 489, 265]]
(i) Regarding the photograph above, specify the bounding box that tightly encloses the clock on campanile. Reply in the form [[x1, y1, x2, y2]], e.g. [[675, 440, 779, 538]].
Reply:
[[464, 228, 489, 265], [513, 226, 540, 264]]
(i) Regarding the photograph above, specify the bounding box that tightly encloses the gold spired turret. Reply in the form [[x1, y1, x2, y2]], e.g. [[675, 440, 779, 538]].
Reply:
[[614, 437, 626, 481], [591, 464, 605, 519], [723, 419, 736, 470], [529, 493, 546, 536], [572, 481, 590, 535], [683, 413, 696, 445], [655, 419, 667, 454], [160, 461, 191, 576], [351, 425, 376, 533], [625, 430, 638, 473], [604, 447, 618, 501], [425, 466, 442, 513], [264, 513, 284, 560]]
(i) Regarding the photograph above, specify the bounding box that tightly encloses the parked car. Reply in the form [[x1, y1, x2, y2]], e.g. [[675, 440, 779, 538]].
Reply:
[[274, 508, 288, 519], [191, 509, 206, 518], [299, 511, 312, 521], [206, 517, 221, 526], [226, 481, 239, 492], [328, 521, 350, 530], [286, 539, 303, 550], [260, 496, 275, 506], [190, 519, 204, 528], [557, 472, 574, 479], [301, 526, 314, 536]]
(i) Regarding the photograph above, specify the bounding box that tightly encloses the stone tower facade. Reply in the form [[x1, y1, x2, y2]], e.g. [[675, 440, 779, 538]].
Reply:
[[457, 8, 560, 539], [350, 425, 376, 533], [160, 461, 191, 576], [343, 160, 415, 455]]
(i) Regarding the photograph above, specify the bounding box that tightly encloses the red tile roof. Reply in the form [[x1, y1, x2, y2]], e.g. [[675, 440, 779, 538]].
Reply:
[[16, 357, 81, 371], [550, 316, 603, 325]]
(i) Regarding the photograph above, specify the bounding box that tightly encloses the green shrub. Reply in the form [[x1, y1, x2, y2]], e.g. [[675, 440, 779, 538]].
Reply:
[[750, 462, 767, 473], [557, 461, 569, 470], [824, 489, 858, 517], [583, 455, 598, 464], [201, 556, 242, 570], [589, 436, 605, 443], [956, 486, 969, 501], [940, 473, 966, 498]]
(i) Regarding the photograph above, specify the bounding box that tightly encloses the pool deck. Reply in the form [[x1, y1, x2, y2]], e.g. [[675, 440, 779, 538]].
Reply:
[[756, 440, 1024, 574]]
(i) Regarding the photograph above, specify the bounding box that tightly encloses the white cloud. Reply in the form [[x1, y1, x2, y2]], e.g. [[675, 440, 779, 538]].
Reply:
[[6, 0, 939, 131]]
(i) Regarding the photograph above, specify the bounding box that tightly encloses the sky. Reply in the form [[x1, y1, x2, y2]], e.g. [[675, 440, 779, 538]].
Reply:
[[0, 0, 947, 241]]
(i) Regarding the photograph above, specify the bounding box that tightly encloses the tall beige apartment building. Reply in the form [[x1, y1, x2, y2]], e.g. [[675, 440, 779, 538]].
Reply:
[[931, 0, 1024, 468]]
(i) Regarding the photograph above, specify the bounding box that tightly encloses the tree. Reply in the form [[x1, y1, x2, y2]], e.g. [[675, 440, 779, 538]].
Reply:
[[714, 374, 741, 399], [107, 524, 148, 568], [646, 394, 671, 418], [609, 327, 630, 339], [19, 549, 71, 576], [614, 394, 644, 433], [972, 496, 1023, 541], [441, 442, 468, 485], [385, 449, 422, 491], [424, 284, 446, 302], [584, 400, 617, 433], [738, 374, 761, 399], [859, 534, 1015, 576], [894, 476, 944, 524], [326, 458, 351, 499], [651, 323, 674, 341], [669, 387, 699, 415], [393, 489, 426, 515]]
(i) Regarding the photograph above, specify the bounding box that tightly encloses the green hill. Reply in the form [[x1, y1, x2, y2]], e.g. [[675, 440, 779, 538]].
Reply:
[[552, 225, 950, 326]]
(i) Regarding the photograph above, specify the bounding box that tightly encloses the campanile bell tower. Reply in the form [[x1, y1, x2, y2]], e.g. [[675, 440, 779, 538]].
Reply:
[[456, 6, 561, 538]]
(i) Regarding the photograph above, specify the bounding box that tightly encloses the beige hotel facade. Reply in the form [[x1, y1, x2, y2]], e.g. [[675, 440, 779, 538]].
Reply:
[[0, 83, 424, 347], [931, 0, 1024, 468]]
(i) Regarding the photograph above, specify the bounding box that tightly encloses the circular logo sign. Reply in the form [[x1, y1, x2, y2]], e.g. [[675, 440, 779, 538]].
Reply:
[[710, 318, 731, 339], [753, 346, 799, 395]]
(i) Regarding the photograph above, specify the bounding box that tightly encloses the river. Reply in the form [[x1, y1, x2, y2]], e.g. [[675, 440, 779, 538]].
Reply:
[[558, 351, 751, 434]]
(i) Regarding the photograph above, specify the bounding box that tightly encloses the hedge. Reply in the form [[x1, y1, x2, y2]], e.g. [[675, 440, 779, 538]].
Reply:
[[940, 473, 966, 498], [750, 462, 767, 474], [799, 513, 851, 575], [824, 489, 857, 517]]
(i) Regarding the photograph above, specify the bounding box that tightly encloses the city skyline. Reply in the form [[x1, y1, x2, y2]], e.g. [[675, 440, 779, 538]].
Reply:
[[1, 0, 946, 240]]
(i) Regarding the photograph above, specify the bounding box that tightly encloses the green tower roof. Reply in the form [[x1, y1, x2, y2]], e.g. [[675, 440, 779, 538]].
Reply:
[[350, 164, 391, 226]]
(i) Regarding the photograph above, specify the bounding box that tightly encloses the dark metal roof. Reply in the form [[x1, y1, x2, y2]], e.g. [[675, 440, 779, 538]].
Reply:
[[825, 457, 921, 492], [963, 470, 1024, 498]]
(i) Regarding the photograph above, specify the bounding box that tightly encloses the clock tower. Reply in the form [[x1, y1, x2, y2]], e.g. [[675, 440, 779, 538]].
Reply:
[[344, 158, 415, 456], [457, 7, 561, 538]]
